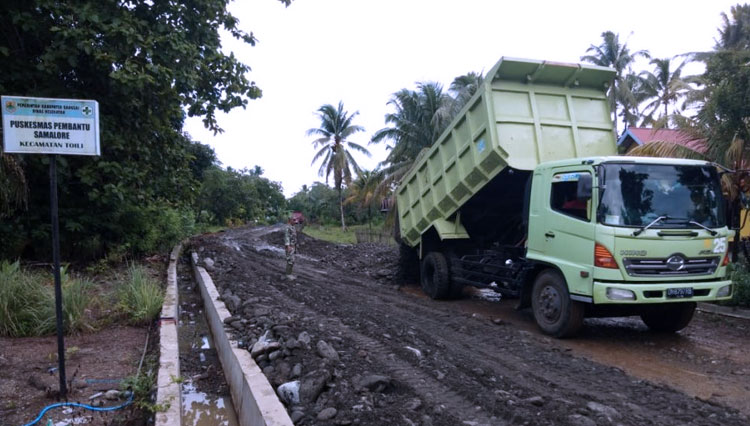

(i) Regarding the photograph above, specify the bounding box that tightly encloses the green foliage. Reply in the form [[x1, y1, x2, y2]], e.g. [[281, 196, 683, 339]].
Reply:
[[117, 265, 164, 325], [727, 260, 750, 307], [0, 261, 52, 337], [197, 166, 285, 226], [0, 261, 96, 336], [0, 0, 290, 260]]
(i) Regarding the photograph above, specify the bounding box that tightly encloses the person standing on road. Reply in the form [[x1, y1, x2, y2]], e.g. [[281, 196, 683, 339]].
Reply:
[[284, 215, 298, 279]]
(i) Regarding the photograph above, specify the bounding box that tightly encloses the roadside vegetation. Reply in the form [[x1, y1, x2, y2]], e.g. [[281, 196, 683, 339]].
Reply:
[[727, 260, 750, 307], [0, 260, 164, 337]]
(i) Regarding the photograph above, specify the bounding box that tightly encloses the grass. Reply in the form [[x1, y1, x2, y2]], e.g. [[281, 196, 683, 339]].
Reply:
[[303, 223, 386, 244], [117, 264, 164, 325], [0, 260, 53, 337], [0, 261, 96, 336]]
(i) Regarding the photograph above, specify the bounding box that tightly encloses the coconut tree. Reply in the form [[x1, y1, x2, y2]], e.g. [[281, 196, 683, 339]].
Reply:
[[307, 101, 370, 231], [638, 58, 690, 127], [446, 72, 484, 119], [344, 169, 385, 230], [581, 31, 649, 134], [371, 82, 452, 193]]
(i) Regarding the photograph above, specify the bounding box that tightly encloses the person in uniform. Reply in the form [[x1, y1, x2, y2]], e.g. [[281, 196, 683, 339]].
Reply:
[[284, 215, 298, 278]]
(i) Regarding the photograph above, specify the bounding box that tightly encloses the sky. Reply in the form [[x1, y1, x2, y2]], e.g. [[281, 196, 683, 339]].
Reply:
[[184, 0, 742, 197]]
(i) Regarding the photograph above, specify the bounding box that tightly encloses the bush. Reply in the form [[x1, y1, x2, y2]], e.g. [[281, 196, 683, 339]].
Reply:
[[117, 264, 164, 325], [728, 261, 750, 308], [0, 261, 52, 337]]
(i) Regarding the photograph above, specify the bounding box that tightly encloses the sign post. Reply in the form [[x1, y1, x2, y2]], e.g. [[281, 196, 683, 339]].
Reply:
[[2, 95, 100, 398]]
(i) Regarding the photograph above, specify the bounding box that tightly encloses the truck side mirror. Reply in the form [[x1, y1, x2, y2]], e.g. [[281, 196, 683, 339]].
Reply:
[[577, 174, 592, 200]]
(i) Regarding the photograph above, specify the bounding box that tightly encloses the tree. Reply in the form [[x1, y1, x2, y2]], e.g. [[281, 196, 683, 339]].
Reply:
[[638, 58, 690, 127], [582, 31, 649, 134], [447, 72, 484, 118], [344, 170, 385, 229], [307, 101, 371, 230], [371, 82, 452, 193], [0, 0, 291, 259]]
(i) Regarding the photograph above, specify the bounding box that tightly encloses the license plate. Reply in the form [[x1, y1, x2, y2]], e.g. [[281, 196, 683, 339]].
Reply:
[[666, 287, 693, 299]]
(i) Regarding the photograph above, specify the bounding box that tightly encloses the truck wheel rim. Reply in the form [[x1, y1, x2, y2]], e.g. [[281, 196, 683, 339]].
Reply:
[[539, 286, 561, 323]]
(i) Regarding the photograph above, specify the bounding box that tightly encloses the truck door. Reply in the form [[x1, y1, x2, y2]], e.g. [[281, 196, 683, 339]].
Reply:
[[542, 168, 596, 296]]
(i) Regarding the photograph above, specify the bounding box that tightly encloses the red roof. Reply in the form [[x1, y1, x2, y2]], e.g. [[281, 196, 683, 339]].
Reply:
[[621, 127, 707, 153]]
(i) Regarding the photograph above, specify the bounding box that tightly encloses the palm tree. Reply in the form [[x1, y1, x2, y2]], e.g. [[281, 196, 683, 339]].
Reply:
[[446, 72, 484, 119], [344, 169, 384, 230], [371, 82, 452, 193], [307, 101, 370, 231], [638, 58, 690, 127], [581, 31, 649, 135]]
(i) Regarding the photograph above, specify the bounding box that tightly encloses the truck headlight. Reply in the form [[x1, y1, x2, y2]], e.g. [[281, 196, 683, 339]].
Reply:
[[606, 287, 636, 301], [717, 284, 732, 298]]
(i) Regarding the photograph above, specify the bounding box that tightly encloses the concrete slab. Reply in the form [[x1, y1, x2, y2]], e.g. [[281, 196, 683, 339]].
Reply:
[[698, 302, 750, 320], [191, 252, 293, 426], [155, 243, 183, 426]]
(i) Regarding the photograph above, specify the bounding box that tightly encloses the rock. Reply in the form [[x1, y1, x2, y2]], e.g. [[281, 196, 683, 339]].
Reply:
[[435, 370, 446, 380], [405, 346, 422, 359], [523, 396, 544, 406], [230, 320, 244, 331], [298, 331, 311, 345], [277, 381, 301, 405], [568, 414, 597, 426], [373, 269, 390, 278], [203, 257, 215, 271], [316, 340, 340, 362], [586, 401, 620, 419], [251, 331, 281, 358], [405, 398, 422, 411], [225, 294, 241, 312], [300, 370, 331, 403], [290, 410, 305, 422], [268, 350, 281, 361], [104, 390, 121, 400], [223, 315, 238, 324], [421, 415, 433, 426], [285, 338, 300, 350], [357, 374, 391, 392], [317, 407, 338, 420], [291, 363, 302, 378]]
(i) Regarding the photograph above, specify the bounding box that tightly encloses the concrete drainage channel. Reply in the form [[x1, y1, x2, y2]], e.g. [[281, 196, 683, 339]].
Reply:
[[156, 244, 292, 426]]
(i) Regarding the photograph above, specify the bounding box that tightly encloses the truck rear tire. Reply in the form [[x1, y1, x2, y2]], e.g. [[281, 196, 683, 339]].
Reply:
[[640, 302, 696, 333], [421, 252, 453, 299], [531, 270, 584, 338]]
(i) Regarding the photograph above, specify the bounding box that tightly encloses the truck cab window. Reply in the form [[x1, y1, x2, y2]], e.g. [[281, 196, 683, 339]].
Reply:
[[551, 172, 590, 221]]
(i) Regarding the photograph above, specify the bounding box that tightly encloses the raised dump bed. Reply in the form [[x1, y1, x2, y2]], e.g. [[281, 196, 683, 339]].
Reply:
[[396, 57, 616, 247]]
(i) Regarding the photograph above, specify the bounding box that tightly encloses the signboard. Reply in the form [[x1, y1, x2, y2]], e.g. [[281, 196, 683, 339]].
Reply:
[[2, 95, 100, 156]]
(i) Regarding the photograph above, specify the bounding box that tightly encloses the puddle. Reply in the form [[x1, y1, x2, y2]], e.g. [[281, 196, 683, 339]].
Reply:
[[182, 381, 238, 426], [178, 257, 238, 425]]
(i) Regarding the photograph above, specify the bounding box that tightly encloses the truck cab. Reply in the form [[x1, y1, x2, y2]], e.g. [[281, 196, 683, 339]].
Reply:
[[525, 157, 733, 335]]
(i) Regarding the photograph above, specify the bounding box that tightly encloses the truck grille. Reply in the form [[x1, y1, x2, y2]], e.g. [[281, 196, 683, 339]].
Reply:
[[622, 255, 719, 277]]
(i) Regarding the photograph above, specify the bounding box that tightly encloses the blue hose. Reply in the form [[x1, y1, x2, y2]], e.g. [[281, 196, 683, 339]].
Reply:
[[20, 392, 134, 426]]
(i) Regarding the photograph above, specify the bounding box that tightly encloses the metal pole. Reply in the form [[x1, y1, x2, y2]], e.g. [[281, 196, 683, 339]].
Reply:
[[50, 154, 67, 398]]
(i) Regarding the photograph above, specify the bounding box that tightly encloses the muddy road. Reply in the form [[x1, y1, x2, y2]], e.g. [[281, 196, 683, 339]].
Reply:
[[191, 225, 749, 426]]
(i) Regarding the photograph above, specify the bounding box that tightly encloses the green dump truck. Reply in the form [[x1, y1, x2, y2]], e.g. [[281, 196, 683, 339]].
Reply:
[[395, 57, 734, 337]]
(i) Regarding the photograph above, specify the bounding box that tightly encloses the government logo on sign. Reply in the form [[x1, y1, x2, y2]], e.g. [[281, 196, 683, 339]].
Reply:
[[5, 100, 16, 113]]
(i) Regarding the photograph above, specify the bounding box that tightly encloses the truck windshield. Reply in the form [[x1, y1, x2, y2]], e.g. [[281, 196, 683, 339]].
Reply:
[[597, 163, 725, 229]]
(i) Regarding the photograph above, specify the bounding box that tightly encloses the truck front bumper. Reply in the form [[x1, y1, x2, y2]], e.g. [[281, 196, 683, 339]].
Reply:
[[592, 280, 733, 304]]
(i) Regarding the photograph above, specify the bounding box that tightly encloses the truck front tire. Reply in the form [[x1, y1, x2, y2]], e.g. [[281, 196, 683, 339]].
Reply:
[[640, 302, 696, 333], [421, 252, 453, 299], [531, 270, 584, 338]]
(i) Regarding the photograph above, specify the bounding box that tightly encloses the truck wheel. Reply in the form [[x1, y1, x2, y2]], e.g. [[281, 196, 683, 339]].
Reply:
[[421, 252, 452, 299], [531, 270, 584, 338], [640, 302, 696, 333]]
